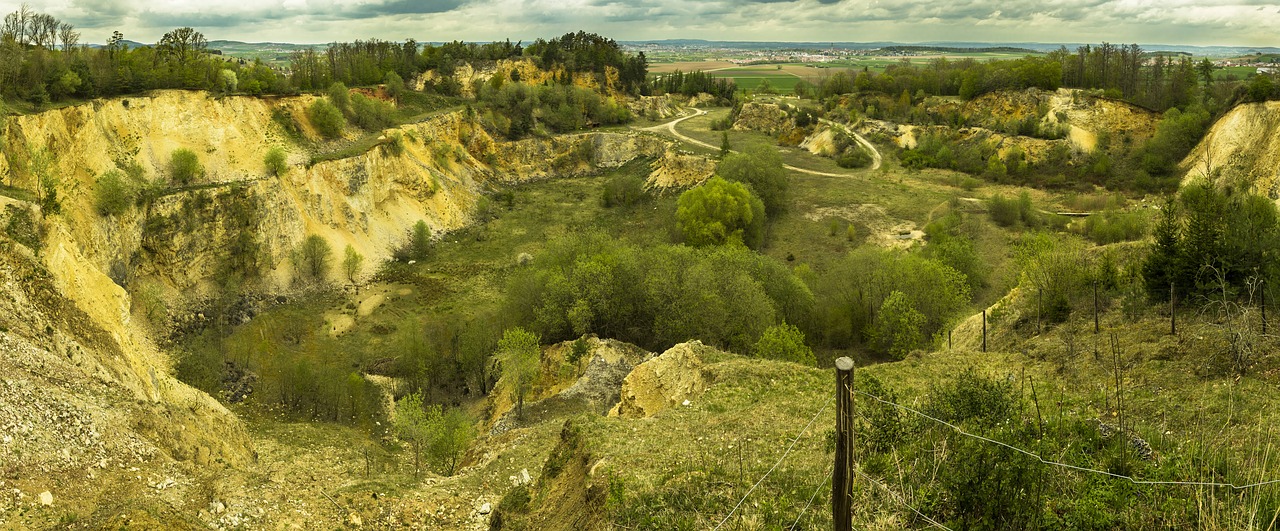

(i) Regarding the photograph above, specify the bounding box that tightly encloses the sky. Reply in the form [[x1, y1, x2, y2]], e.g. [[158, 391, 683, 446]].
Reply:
[[6, 0, 1280, 48]]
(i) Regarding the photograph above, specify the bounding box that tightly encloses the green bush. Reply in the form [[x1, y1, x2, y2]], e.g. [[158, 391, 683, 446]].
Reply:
[[924, 367, 1014, 427], [836, 148, 872, 168], [263, 147, 287, 176], [675, 176, 766, 249], [601, 172, 648, 208], [169, 148, 202, 186], [752, 323, 815, 365], [504, 231, 813, 353], [870, 291, 925, 359], [326, 82, 350, 114], [1081, 209, 1149, 244], [988, 191, 1037, 228], [308, 99, 346, 139], [94, 170, 136, 216], [717, 146, 788, 216], [349, 93, 397, 131]]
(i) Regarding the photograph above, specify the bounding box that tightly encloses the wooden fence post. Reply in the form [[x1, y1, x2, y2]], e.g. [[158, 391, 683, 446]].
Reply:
[[982, 310, 987, 353], [833, 357, 855, 531], [1093, 281, 1100, 334]]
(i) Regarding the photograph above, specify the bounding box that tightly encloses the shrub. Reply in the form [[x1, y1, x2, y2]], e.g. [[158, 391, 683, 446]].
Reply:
[[675, 176, 766, 249], [1081, 209, 1149, 244], [988, 191, 1037, 228], [349, 93, 397, 131], [752, 323, 815, 365], [923, 367, 1014, 428], [384, 71, 406, 101], [342, 244, 364, 285], [263, 147, 287, 176], [326, 82, 350, 114], [409, 221, 431, 260], [836, 148, 872, 168], [717, 146, 788, 216], [497, 327, 541, 418], [308, 99, 346, 139], [870, 291, 925, 359], [169, 148, 202, 186], [94, 170, 135, 216], [601, 172, 648, 208]]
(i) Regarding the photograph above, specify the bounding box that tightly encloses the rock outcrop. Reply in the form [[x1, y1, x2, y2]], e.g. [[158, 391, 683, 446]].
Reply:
[[611, 341, 711, 418], [1182, 100, 1280, 198]]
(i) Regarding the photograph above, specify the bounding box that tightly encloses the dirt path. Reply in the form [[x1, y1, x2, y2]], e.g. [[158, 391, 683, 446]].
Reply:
[[637, 109, 882, 177]]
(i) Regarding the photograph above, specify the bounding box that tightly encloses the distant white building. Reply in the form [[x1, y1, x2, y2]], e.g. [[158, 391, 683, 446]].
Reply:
[[1260, 67, 1278, 75]]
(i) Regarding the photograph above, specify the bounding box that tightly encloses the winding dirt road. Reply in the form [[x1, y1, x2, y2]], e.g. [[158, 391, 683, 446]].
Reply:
[[638, 108, 883, 176]]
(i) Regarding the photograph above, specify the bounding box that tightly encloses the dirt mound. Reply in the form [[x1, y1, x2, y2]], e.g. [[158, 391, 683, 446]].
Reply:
[[610, 341, 710, 418], [1182, 101, 1280, 197]]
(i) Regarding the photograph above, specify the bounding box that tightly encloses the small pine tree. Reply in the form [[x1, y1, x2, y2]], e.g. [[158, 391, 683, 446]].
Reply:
[[720, 131, 731, 158]]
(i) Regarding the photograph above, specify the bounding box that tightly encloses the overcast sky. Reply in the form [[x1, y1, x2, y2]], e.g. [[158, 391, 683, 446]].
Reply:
[[7, 0, 1279, 47]]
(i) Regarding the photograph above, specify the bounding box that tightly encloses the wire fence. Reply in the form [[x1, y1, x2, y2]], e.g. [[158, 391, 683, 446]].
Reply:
[[789, 462, 834, 530], [713, 394, 834, 530], [851, 387, 1280, 490], [709, 363, 1280, 531], [851, 465, 953, 530]]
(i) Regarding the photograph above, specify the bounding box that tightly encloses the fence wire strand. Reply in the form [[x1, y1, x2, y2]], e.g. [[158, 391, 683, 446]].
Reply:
[[713, 394, 834, 530], [852, 466, 954, 530], [789, 462, 834, 530], [851, 388, 1280, 490]]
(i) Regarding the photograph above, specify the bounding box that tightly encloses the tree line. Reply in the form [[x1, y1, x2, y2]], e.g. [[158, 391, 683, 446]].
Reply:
[[0, 6, 648, 109]]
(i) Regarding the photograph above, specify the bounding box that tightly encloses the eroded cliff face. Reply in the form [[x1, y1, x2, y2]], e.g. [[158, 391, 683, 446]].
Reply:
[[1182, 101, 1280, 197], [0, 89, 682, 494]]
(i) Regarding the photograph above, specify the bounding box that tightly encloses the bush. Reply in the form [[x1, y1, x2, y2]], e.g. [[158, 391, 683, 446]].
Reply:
[[326, 82, 350, 114], [717, 146, 788, 216], [408, 220, 431, 260], [504, 231, 813, 353], [988, 191, 1037, 228], [295, 234, 332, 280], [263, 147, 287, 176], [1081, 209, 1149, 244], [836, 148, 872, 169], [308, 99, 346, 139], [923, 367, 1014, 428], [870, 291, 925, 359], [752, 323, 815, 365], [94, 170, 136, 216], [349, 93, 397, 131], [601, 172, 649, 208], [169, 148, 202, 186], [675, 176, 766, 249]]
